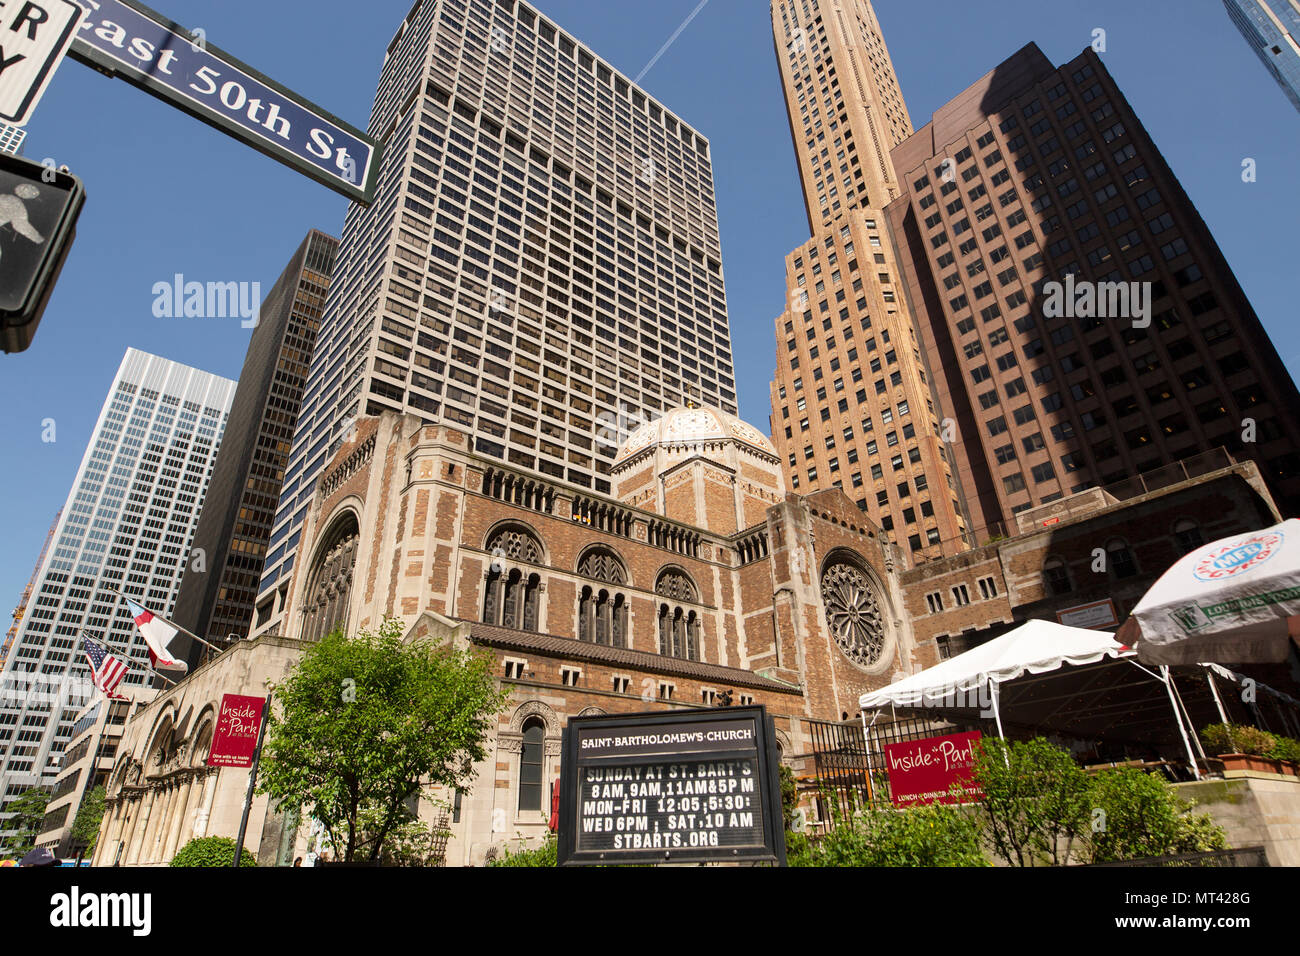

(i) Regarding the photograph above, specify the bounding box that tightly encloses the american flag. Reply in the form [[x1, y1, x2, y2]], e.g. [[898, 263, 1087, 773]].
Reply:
[[83, 636, 130, 700]]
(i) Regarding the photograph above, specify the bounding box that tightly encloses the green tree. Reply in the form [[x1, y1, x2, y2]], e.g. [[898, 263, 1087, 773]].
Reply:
[[1083, 767, 1226, 863], [170, 836, 256, 867], [71, 785, 106, 858], [1, 788, 50, 858], [972, 737, 1091, 866], [257, 618, 510, 864]]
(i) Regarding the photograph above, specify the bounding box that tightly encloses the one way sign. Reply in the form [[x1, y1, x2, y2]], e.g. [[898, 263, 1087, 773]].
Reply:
[[0, 0, 85, 126]]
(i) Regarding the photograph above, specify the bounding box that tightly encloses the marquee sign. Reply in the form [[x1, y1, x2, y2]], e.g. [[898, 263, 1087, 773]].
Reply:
[[68, 0, 379, 203], [558, 707, 786, 866]]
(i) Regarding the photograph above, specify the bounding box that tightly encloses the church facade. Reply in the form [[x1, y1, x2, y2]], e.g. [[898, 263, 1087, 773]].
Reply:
[[94, 404, 1282, 866], [260, 405, 917, 863]]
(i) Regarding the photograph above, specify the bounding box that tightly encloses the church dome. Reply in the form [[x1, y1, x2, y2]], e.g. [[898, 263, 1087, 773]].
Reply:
[[614, 405, 777, 464]]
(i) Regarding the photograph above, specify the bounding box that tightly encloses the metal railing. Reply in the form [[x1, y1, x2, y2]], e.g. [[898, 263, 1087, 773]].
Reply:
[[1087, 845, 1268, 867]]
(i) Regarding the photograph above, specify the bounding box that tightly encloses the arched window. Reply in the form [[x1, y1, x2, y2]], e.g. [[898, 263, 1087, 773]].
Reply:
[[654, 569, 699, 661], [1043, 557, 1072, 596], [483, 526, 543, 631], [518, 718, 545, 812], [301, 513, 360, 642], [1107, 538, 1137, 579], [1173, 519, 1203, 555], [577, 548, 629, 648], [658, 604, 700, 661], [577, 547, 627, 585], [655, 568, 698, 603]]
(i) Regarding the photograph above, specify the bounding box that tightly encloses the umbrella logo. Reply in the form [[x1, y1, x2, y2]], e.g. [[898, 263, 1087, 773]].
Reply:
[[1170, 603, 1211, 633], [1191, 531, 1283, 582]]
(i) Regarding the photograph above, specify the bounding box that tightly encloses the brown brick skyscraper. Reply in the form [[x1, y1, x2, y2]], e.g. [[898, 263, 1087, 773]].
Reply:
[[767, 0, 973, 564], [884, 44, 1300, 538]]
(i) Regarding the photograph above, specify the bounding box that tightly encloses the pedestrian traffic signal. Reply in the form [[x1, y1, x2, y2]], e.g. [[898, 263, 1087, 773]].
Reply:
[[1, 153, 85, 353]]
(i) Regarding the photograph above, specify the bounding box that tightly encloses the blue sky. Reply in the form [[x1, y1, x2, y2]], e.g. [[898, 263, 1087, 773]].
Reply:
[[3, 0, 1298, 613]]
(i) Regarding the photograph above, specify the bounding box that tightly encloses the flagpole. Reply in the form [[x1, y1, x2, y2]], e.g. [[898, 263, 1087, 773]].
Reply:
[[232, 692, 272, 867], [103, 586, 226, 653]]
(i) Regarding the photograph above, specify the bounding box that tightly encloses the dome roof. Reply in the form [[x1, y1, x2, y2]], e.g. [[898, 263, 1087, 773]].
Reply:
[[614, 405, 777, 463]]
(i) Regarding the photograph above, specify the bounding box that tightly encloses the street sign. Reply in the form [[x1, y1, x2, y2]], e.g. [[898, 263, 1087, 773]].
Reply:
[[557, 706, 786, 866], [68, 0, 380, 204], [0, 0, 86, 126], [0, 151, 84, 353]]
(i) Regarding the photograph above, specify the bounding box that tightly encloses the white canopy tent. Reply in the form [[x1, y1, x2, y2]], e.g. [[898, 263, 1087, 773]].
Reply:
[[1117, 518, 1300, 666], [858, 619, 1207, 779]]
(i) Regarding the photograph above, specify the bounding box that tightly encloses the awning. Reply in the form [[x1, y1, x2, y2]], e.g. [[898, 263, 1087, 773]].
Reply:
[[1118, 519, 1300, 666], [857, 620, 1211, 777], [859, 619, 1127, 710]]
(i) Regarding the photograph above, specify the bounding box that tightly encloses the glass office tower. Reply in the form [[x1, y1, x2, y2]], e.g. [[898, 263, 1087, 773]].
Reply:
[[0, 349, 234, 840], [1225, 0, 1300, 113]]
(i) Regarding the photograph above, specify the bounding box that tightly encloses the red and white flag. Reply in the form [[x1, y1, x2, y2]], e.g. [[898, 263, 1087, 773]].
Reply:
[[82, 636, 130, 701], [125, 598, 188, 673]]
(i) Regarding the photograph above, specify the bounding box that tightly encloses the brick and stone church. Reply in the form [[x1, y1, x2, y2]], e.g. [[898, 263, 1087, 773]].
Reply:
[[93, 402, 1283, 866], [264, 404, 917, 863]]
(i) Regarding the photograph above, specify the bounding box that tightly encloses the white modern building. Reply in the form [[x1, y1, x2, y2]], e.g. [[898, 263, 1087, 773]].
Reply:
[[255, 0, 739, 635], [0, 349, 234, 842], [0, 123, 25, 155]]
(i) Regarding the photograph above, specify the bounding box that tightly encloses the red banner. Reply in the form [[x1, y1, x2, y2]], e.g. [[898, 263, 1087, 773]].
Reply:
[[207, 694, 266, 768], [884, 731, 982, 807]]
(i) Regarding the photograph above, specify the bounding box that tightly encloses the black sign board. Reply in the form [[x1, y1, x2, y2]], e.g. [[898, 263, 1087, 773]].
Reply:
[[558, 706, 786, 866], [0, 153, 85, 353]]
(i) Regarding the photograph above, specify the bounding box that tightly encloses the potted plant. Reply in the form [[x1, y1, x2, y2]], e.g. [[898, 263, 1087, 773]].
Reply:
[[1200, 723, 1281, 774], [1266, 736, 1300, 778]]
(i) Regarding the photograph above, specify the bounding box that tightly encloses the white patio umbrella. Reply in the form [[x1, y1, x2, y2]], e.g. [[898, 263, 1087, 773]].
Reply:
[[1117, 519, 1300, 666]]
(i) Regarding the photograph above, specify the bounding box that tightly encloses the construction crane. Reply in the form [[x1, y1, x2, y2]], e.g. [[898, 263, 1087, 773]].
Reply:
[[1, 512, 60, 671]]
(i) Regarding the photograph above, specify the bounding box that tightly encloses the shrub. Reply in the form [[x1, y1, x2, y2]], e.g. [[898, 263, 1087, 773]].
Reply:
[[488, 834, 557, 867], [1200, 723, 1275, 756], [1084, 767, 1226, 863], [1266, 736, 1300, 763], [170, 836, 256, 868], [788, 801, 988, 867]]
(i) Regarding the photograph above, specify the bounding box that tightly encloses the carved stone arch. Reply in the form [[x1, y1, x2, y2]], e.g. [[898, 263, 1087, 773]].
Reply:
[[483, 520, 546, 565], [774, 728, 792, 761], [507, 699, 561, 737], [189, 706, 218, 767], [576, 706, 606, 718], [108, 756, 134, 795], [144, 709, 179, 767], [301, 508, 362, 642], [576, 544, 629, 586], [654, 565, 698, 603], [818, 548, 895, 672], [500, 700, 562, 756]]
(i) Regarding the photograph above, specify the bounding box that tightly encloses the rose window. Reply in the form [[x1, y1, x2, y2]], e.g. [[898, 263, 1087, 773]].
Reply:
[[821, 562, 886, 667]]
